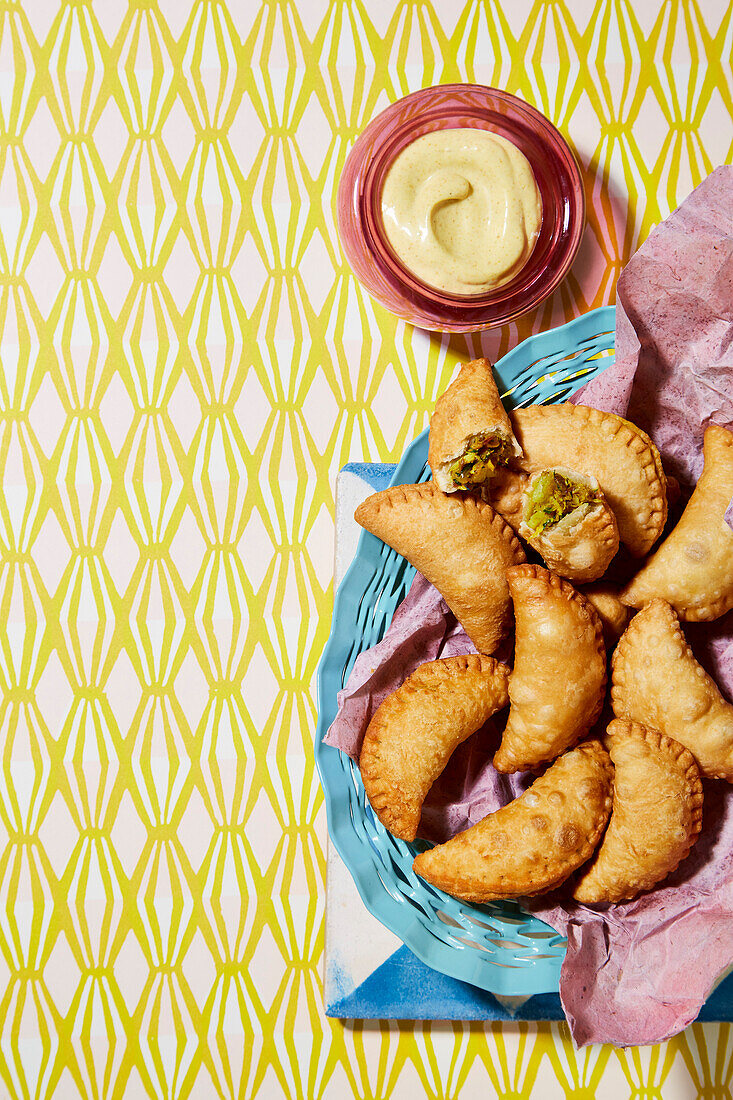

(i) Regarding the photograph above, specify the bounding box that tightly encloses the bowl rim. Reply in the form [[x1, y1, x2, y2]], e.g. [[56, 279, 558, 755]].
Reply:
[[337, 83, 586, 331]]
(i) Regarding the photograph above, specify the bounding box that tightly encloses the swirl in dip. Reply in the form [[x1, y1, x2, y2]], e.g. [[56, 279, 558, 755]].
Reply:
[[380, 128, 542, 296]]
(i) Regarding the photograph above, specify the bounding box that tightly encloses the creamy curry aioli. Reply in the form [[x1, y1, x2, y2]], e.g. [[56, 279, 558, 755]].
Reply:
[[380, 128, 542, 296]]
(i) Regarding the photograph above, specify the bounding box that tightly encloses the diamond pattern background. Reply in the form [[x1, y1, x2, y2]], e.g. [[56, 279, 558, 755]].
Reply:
[[0, 0, 730, 1097]]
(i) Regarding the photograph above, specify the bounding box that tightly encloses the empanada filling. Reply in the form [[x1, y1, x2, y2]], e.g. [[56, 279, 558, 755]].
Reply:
[[524, 470, 599, 534], [449, 434, 513, 487]]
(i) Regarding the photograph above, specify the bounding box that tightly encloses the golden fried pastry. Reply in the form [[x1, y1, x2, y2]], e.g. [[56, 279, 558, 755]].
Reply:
[[580, 582, 633, 647], [413, 740, 613, 902], [518, 468, 619, 583], [511, 404, 667, 556], [493, 565, 606, 773], [488, 465, 527, 529], [620, 425, 733, 621], [611, 599, 733, 780], [354, 482, 526, 653], [428, 358, 522, 492], [573, 719, 703, 904], [360, 655, 510, 841]]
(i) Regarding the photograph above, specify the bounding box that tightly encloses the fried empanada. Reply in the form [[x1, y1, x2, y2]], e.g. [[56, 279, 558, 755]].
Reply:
[[511, 404, 667, 556], [620, 425, 733, 621], [493, 565, 606, 773], [518, 467, 619, 583], [580, 582, 632, 647], [572, 719, 703, 904], [428, 358, 522, 493], [413, 740, 613, 902], [354, 482, 526, 653], [360, 655, 510, 841], [611, 599, 733, 780], [488, 466, 527, 530]]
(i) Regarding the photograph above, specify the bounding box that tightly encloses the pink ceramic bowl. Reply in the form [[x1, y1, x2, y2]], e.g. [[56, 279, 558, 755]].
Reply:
[[337, 84, 585, 333]]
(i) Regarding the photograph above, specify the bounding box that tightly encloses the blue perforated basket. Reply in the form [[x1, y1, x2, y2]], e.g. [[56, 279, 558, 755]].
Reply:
[[315, 306, 616, 996]]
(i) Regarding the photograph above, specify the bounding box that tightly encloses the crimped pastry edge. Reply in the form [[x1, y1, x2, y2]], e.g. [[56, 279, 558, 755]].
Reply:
[[412, 740, 614, 902], [610, 598, 733, 780], [573, 717, 704, 905], [359, 654, 510, 841]]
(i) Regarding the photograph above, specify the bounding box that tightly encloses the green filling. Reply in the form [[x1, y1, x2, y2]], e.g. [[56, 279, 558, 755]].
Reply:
[[525, 471, 599, 534], [449, 435, 513, 487]]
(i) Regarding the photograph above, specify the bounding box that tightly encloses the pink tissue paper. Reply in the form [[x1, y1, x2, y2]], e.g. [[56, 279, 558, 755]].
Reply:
[[324, 167, 733, 1046]]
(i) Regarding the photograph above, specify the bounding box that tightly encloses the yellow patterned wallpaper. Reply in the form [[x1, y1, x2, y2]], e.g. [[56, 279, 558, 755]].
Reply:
[[0, 0, 729, 1097]]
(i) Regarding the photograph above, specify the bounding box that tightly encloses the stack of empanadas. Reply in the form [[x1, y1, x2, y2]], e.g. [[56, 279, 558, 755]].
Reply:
[[351, 354, 733, 908]]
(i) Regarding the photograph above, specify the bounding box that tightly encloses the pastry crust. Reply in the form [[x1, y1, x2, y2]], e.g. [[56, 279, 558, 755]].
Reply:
[[572, 719, 703, 904], [580, 582, 632, 647], [413, 740, 614, 902], [488, 466, 527, 530], [620, 424, 733, 621], [511, 404, 667, 556], [518, 468, 619, 583], [428, 358, 522, 492], [493, 565, 607, 773], [611, 599, 733, 780], [360, 655, 510, 841], [354, 482, 526, 653]]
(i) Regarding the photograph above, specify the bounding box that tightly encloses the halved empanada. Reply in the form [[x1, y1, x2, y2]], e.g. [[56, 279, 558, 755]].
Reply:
[[493, 565, 606, 773], [511, 404, 667, 556], [413, 740, 613, 902], [360, 655, 510, 841], [428, 358, 522, 493], [573, 719, 703, 904], [354, 482, 526, 653], [519, 467, 619, 583], [612, 599, 733, 780], [621, 424, 733, 621], [580, 582, 632, 647]]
